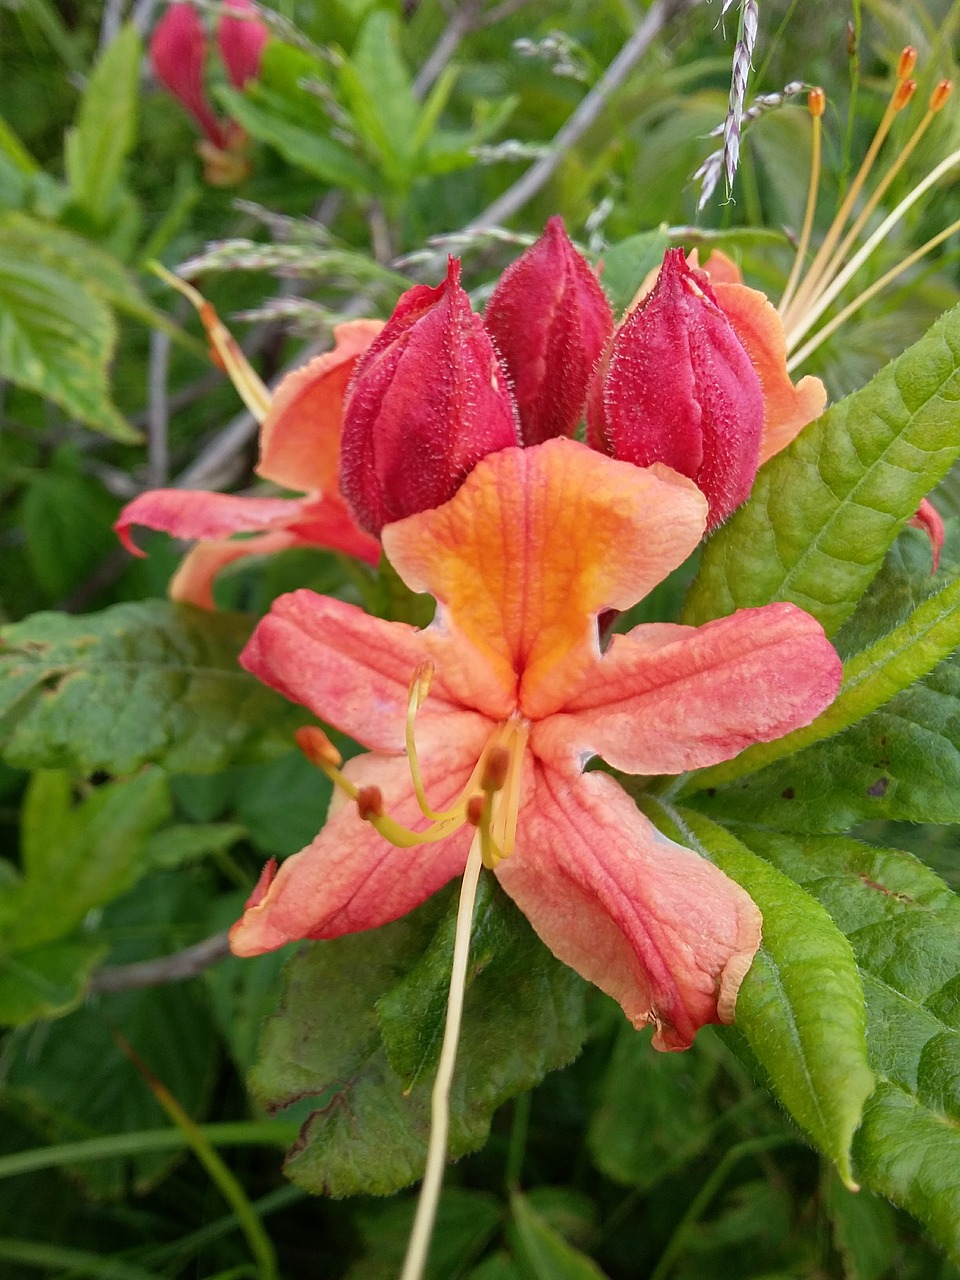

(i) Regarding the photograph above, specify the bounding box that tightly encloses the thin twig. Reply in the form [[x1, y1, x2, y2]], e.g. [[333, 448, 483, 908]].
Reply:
[[99, 0, 128, 48], [147, 330, 171, 488], [412, 0, 485, 101], [89, 931, 232, 993], [470, 0, 703, 230]]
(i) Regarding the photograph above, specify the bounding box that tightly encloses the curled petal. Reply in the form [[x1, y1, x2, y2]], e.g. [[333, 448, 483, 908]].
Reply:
[[230, 750, 482, 956], [257, 320, 384, 493], [497, 767, 762, 1050], [170, 530, 299, 609], [115, 489, 317, 554], [216, 0, 268, 89], [909, 497, 945, 572], [239, 589, 491, 753], [149, 3, 227, 148], [532, 602, 842, 776], [383, 439, 707, 721]]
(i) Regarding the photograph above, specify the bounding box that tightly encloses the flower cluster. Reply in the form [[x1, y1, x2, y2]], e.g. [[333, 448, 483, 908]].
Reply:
[[149, 0, 268, 185], [118, 220, 842, 1048]]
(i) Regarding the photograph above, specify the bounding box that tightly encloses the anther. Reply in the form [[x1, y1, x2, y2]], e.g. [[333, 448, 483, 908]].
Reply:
[[808, 86, 825, 117], [412, 661, 435, 709], [931, 80, 953, 113], [893, 79, 916, 111], [296, 725, 343, 769], [482, 747, 511, 794], [897, 46, 917, 81], [357, 786, 385, 821], [466, 795, 486, 827]]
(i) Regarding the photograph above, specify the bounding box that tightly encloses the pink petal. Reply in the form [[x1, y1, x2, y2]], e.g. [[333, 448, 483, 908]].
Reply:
[[170, 530, 299, 609], [496, 766, 761, 1050], [286, 494, 381, 565], [240, 589, 493, 753], [533, 602, 841, 776], [230, 750, 481, 956], [149, 2, 228, 148], [115, 488, 316, 554], [257, 321, 384, 493], [909, 497, 945, 572], [383, 440, 707, 721]]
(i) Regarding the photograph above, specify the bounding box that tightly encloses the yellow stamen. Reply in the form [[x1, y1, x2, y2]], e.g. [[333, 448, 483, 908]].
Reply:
[[148, 261, 272, 423], [779, 87, 826, 316]]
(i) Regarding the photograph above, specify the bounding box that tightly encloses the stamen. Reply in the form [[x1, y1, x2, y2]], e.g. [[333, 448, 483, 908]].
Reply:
[[465, 794, 486, 826], [295, 725, 342, 769], [482, 747, 510, 794], [356, 786, 384, 821], [779, 87, 826, 316], [406, 662, 451, 822], [781, 47, 918, 332], [148, 261, 272, 423]]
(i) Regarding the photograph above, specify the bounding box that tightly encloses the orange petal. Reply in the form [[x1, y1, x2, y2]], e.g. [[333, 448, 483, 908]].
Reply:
[[497, 766, 762, 1050], [382, 439, 708, 720], [532, 602, 842, 775], [170, 531, 299, 609], [710, 280, 827, 464], [230, 749, 480, 956], [257, 319, 384, 492], [239, 589, 492, 753], [694, 247, 744, 286]]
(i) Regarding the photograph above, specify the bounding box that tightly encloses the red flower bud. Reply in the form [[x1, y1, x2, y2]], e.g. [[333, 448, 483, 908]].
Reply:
[[149, 3, 227, 149], [217, 0, 269, 89], [485, 217, 613, 446], [340, 258, 520, 534], [588, 248, 763, 528]]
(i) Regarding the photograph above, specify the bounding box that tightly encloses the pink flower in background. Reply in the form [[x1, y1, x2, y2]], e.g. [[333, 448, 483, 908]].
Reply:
[[231, 439, 842, 1050]]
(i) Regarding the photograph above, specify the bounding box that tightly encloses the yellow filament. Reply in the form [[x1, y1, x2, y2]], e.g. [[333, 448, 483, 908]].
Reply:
[[782, 74, 911, 332], [787, 213, 960, 369], [148, 261, 272, 423], [779, 103, 824, 316]]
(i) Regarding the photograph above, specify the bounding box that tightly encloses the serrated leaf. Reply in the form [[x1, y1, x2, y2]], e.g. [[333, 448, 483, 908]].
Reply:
[[1, 768, 170, 951], [0, 601, 304, 775], [645, 804, 873, 1186], [678, 552, 960, 797], [736, 830, 960, 1260], [0, 938, 106, 1026], [376, 872, 583, 1091], [598, 226, 671, 314], [683, 304, 960, 634], [0, 244, 135, 440], [63, 24, 140, 224], [251, 880, 586, 1197], [508, 1192, 609, 1280]]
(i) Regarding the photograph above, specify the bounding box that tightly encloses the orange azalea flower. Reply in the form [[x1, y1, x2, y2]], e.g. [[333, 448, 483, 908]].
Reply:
[[116, 318, 383, 609], [231, 439, 842, 1050]]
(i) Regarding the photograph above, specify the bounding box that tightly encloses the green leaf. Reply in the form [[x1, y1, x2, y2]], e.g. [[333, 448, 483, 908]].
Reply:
[[0, 240, 136, 440], [508, 1192, 610, 1280], [598, 226, 671, 314], [344, 1188, 501, 1280], [341, 10, 418, 182], [735, 830, 960, 1259], [0, 601, 304, 775], [823, 1166, 899, 1280], [683, 304, 960, 634], [21, 464, 120, 600], [678, 554, 960, 797], [645, 804, 874, 1186], [63, 24, 140, 224], [1, 768, 170, 951], [251, 879, 586, 1197], [142, 821, 246, 870], [587, 1021, 720, 1189], [0, 938, 105, 1026]]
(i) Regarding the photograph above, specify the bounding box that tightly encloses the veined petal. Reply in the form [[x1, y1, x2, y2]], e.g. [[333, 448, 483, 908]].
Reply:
[[240, 589, 492, 752], [170, 530, 300, 609], [230, 749, 482, 956], [115, 488, 315, 554], [496, 766, 761, 1050], [286, 493, 381, 565], [257, 320, 384, 492], [710, 280, 827, 464], [533, 602, 841, 775], [383, 440, 707, 720]]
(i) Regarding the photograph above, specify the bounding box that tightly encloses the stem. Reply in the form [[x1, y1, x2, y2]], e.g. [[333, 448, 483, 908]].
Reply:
[[400, 838, 484, 1280], [504, 1090, 532, 1191]]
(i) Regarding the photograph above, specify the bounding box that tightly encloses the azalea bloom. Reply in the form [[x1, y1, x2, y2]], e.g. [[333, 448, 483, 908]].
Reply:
[[231, 439, 842, 1050], [116, 319, 382, 608]]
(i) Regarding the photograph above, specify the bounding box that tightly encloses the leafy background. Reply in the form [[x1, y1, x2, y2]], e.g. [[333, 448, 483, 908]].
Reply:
[[1, 0, 959, 1277]]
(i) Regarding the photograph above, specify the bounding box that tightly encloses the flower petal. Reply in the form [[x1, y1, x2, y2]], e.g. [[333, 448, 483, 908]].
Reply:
[[382, 439, 707, 720], [286, 494, 381, 565], [533, 602, 842, 775], [115, 488, 314, 554], [240, 589, 492, 752], [709, 279, 827, 464], [257, 320, 384, 492], [496, 766, 761, 1050], [230, 748, 482, 955], [170, 530, 299, 609]]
